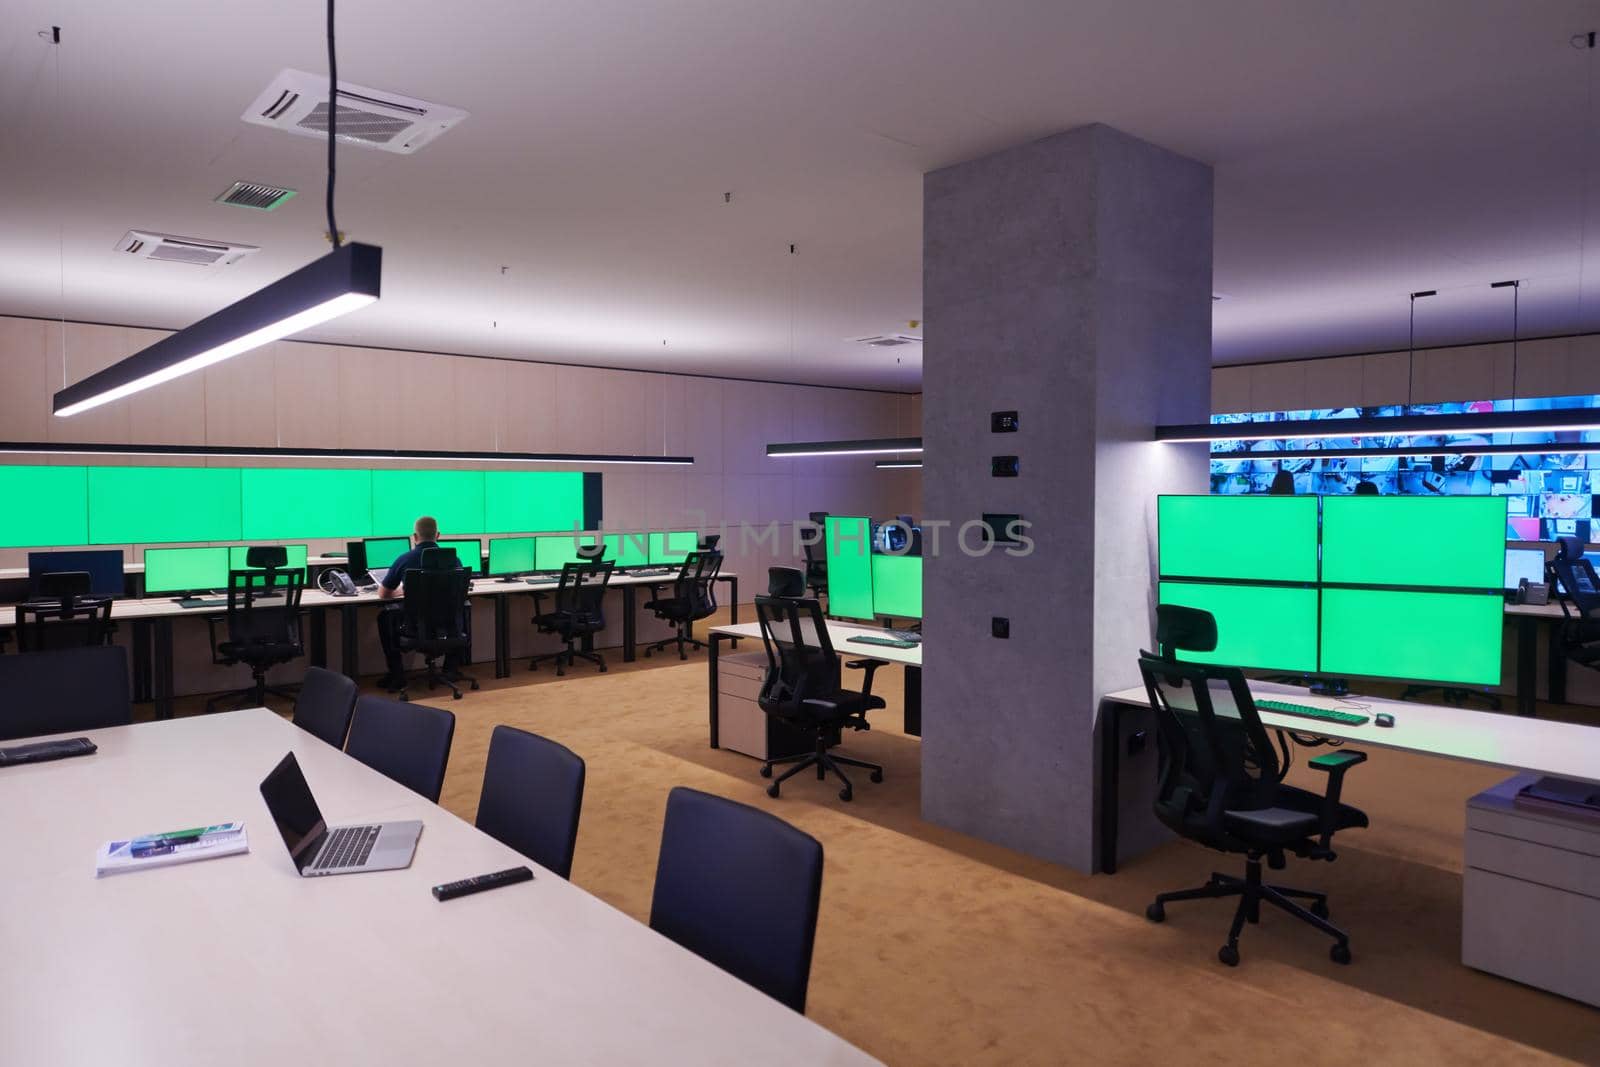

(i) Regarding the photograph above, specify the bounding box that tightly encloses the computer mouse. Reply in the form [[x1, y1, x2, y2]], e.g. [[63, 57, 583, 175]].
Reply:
[[1374, 713, 1394, 728]]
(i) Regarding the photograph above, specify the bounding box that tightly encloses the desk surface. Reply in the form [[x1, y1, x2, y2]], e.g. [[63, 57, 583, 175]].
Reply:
[[1103, 679, 1600, 786], [711, 620, 922, 667], [0, 710, 875, 1066]]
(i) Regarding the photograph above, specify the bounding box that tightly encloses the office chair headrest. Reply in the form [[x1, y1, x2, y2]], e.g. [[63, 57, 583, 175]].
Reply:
[[767, 566, 807, 597], [700, 534, 722, 550], [246, 545, 288, 568], [808, 511, 829, 526], [1353, 480, 1379, 496], [1156, 604, 1218, 657], [419, 547, 460, 570], [577, 541, 605, 560], [1556, 535, 1585, 563]]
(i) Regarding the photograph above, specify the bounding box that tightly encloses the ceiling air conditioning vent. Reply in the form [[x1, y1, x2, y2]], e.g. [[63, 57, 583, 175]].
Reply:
[[116, 230, 260, 268], [215, 180, 298, 211], [853, 334, 922, 348], [242, 69, 468, 154]]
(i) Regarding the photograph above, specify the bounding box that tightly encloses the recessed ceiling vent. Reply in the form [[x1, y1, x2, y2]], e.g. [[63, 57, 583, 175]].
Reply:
[[215, 180, 297, 211], [853, 334, 922, 348], [242, 69, 468, 154], [116, 230, 260, 268]]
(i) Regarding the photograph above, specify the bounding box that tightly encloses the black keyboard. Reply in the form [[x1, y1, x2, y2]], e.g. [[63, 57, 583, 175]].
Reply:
[[1255, 699, 1370, 727], [0, 737, 96, 767], [882, 628, 922, 643], [311, 825, 381, 871], [848, 635, 918, 649], [176, 598, 227, 609]]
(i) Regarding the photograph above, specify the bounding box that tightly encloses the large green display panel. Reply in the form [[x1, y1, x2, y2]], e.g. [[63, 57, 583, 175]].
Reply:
[[825, 516, 874, 620], [242, 469, 373, 540], [1158, 582, 1319, 674], [1321, 588, 1503, 685], [228, 545, 308, 585], [1321, 496, 1506, 589], [145, 547, 229, 594], [370, 471, 485, 536], [483, 471, 587, 533], [871, 554, 923, 618], [0, 466, 89, 548], [602, 533, 650, 568], [89, 467, 242, 544], [1158, 495, 1318, 582], [488, 537, 536, 576]]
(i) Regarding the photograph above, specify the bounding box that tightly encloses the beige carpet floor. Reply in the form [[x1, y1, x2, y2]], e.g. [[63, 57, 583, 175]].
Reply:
[[163, 616, 1600, 1065]]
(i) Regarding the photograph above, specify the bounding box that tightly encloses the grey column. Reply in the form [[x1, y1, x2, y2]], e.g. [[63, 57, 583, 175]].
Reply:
[[921, 123, 1212, 872]]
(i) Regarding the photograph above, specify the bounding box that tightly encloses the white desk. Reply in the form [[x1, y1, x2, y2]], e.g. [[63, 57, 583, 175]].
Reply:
[[707, 620, 922, 740], [1097, 679, 1600, 873], [0, 710, 876, 1066]]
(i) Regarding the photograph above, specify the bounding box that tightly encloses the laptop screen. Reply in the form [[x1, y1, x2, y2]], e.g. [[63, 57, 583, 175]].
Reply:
[[260, 752, 327, 871]]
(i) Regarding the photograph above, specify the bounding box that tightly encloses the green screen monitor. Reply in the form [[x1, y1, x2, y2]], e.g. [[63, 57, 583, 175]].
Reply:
[[369, 470, 486, 539], [1321, 496, 1506, 589], [1321, 588, 1503, 685], [241, 469, 373, 540], [648, 530, 698, 565], [487, 536, 537, 578], [536, 533, 599, 572], [88, 467, 243, 545], [144, 547, 230, 595], [825, 516, 874, 620], [227, 545, 308, 587], [602, 533, 650, 568], [364, 537, 411, 570], [438, 539, 483, 574], [871, 554, 922, 618], [1158, 495, 1319, 583], [1157, 582, 1320, 674], [0, 466, 90, 548]]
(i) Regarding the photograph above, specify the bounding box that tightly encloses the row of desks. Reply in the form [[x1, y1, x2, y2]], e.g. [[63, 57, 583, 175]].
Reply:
[[1, 571, 739, 718]]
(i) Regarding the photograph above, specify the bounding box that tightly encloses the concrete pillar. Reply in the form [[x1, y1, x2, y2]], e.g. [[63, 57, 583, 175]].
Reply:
[[920, 123, 1212, 872]]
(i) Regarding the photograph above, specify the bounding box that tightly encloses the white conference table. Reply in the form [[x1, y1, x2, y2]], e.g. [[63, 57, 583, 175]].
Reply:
[[707, 619, 923, 738], [1097, 679, 1600, 873], [0, 710, 877, 1067]]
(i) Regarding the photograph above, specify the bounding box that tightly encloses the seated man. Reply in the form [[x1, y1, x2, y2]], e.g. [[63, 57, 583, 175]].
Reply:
[[376, 515, 471, 690]]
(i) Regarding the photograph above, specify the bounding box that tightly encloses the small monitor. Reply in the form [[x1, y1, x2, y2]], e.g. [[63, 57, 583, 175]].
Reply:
[[364, 537, 411, 570], [1505, 547, 1546, 591], [648, 530, 698, 566], [144, 546, 230, 596], [438, 539, 483, 574], [871, 554, 922, 618], [602, 532, 650, 568], [227, 545, 308, 587], [535, 533, 599, 572], [487, 536, 536, 577], [28, 550, 125, 598]]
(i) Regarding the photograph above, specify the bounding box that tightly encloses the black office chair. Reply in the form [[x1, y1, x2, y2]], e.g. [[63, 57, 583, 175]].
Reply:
[[530, 560, 614, 676], [345, 694, 456, 803], [395, 552, 479, 701], [801, 523, 828, 599], [292, 666, 358, 748], [205, 555, 306, 713], [753, 594, 884, 802], [1550, 535, 1600, 672], [475, 724, 586, 879], [699, 534, 722, 552], [1139, 604, 1368, 967], [768, 566, 807, 597], [649, 787, 823, 1013], [15, 572, 115, 651], [642, 550, 722, 660], [0, 645, 131, 741]]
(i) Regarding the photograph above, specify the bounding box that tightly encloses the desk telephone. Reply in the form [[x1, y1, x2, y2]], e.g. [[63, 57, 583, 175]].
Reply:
[[318, 569, 362, 597]]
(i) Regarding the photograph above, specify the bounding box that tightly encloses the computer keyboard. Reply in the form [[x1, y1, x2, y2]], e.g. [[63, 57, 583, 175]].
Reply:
[[175, 598, 228, 609], [1255, 699, 1370, 727], [312, 825, 380, 871], [882, 628, 922, 643], [0, 736, 96, 767], [630, 567, 676, 577], [848, 635, 918, 649]]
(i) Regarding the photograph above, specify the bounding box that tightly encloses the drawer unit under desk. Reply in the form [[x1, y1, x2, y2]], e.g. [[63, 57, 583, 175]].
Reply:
[[716, 650, 810, 761], [1463, 773, 1600, 1008]]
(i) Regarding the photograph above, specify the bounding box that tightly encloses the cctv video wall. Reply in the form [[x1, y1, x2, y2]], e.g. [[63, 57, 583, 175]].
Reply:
[[1209, 395, 1600, 542]]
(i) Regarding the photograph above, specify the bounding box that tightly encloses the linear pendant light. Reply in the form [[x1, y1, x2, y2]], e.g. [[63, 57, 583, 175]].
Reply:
[[1158, 407, 1600, 444], [875, 459, 923, 469], [767, 437, 923, 457], [0, 440, 693, 466], [53, 243, 381, 416]]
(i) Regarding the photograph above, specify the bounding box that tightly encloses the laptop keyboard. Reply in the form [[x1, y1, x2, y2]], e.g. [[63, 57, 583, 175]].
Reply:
[[311, 825, 381, 871]]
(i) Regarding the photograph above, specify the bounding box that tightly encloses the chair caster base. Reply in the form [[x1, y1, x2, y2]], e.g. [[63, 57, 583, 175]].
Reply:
[[1330, 942, 1352, 965], [766, 784, 780, 798], [869, 769, 883, 783], [759, 765, 773, 778], [1146, 902, 1165, 923], [1311, 900, 1330, 920], [1218, 944, 1240, 967], [838, 788, 852, 802]]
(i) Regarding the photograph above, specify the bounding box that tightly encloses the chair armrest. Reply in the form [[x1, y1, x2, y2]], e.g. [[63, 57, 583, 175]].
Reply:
[[1308, 748, 1366, 846], [844, 659, 881, 695]]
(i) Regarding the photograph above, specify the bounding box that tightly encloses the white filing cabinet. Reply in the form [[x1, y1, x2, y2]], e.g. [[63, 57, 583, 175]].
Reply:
[[1463, 773, 1600, 1007], [712, 650, 811, 761]]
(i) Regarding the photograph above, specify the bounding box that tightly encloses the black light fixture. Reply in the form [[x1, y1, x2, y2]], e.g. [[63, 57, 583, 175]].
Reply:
[[767, 437, 923, 458], [54, 0, 377, 417], [0, 441, 693, 466], [874, 459, 923, 469]]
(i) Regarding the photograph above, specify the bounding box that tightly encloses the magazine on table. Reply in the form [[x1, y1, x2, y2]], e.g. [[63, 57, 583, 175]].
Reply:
[[95, 821, 249, 876]]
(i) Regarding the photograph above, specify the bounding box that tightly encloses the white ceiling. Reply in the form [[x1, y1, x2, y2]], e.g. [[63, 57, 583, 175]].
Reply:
[[1, 0, 1597, 392]]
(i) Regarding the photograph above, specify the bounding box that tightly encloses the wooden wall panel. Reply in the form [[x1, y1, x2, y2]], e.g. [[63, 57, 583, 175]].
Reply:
[[0, 317, 51, 442], [275, 341, 343, 448], [1210, 365, 1250, 414], [205, 342, 278, 446], [47, 323, 132, 445]]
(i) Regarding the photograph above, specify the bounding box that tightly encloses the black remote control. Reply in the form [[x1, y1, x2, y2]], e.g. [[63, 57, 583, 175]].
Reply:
[[0, 737, 97, 767], [432, 866, 534, 901]]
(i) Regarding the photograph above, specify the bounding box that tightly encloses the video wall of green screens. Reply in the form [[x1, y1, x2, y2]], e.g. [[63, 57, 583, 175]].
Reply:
[[871, 554, 923, 618], [0, 465, 601, 548], [1157, 494, 1506, 686], [825, 516, 874, 619]]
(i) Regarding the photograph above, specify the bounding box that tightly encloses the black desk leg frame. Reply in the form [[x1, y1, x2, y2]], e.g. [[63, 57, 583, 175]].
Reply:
[[309, 609, 328, 670], [153, 618, 175, 721], [340, 605, 360, 683], [493, 594, 511, 679], [1515, 616, 1537, 718], [708, 632, 725, 748], [622, 586, 638, 663], [903, 665, 921, 737], [1099, 698, 1122, 874]]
